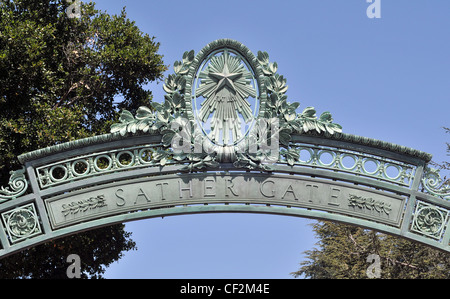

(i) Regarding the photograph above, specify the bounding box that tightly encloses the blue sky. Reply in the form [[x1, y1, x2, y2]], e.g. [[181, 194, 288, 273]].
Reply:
[[87, 0, 450, 278]]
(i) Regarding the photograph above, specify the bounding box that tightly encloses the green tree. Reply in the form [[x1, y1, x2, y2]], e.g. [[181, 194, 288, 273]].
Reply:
[[0, 0, 166, 278], [292, 129, 450, 279], [291, 221, 450, 279]]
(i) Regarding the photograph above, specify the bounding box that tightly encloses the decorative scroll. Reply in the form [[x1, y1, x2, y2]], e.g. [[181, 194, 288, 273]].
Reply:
[[61, 195, 107, 216], [421, 167, 450, 201], [348, 194, 392, 215], [0, 167, 28, 203], [1, 203, 42, 244]]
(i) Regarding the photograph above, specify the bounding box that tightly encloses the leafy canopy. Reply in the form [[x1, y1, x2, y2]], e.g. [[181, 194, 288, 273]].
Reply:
[[292, 221, 450, 279], [0, 0, 166, 278]]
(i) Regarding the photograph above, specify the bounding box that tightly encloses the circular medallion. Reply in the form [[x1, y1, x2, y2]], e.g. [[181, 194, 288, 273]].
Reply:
[[414, 206, 445, 235], [7, 208, 38, 237]]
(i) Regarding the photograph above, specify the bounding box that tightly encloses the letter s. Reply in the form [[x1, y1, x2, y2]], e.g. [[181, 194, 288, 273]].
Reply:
[[115, 188, 126, 206]]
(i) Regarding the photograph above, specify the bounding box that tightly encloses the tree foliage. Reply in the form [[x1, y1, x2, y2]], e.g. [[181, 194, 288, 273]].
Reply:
[[0, 0, 166, 278], [292, 129, 450, 279], [291, 221, 450, 279], [0, 225, 136, 279]]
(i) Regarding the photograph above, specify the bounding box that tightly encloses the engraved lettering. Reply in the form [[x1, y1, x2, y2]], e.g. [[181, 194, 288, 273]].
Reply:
[[225, 178, 238, 197], [204, 179, 216, 197], [282, 184, 298, 200], [306, 184, 320, 203], [179, 180, 193, 198], [328, 187, 341, 206], [115, 188, 126, 206], [48, 174, 404, 230], [156, 182, 169, 200], [260, 180, 275, 198], [134, 188, 151, 204]]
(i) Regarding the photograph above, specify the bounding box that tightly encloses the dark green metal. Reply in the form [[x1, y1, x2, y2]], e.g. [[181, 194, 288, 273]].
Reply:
[[0, 39, 449, 259]]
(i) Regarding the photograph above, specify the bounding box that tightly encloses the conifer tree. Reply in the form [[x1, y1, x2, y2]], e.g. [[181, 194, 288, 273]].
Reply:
[[292, 128, 450, 279]]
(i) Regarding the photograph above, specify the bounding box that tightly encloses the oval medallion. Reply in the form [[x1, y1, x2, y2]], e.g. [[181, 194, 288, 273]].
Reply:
[[192, 48, 259, 146]]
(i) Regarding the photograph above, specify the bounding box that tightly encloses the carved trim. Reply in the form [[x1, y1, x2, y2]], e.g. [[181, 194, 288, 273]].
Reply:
[[18, 132, 126, 164], [348, 194, 392, 215], [303, 131, 433, 163], [0, 167, 29, 203], [421, 167, 450, 201], [61, 195, 107, 216]]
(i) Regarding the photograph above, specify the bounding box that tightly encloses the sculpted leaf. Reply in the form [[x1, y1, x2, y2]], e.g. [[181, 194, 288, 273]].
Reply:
[[182, 50, 195, 65], [119, 110, 134, 123], [137, 119, 150, 132], [162, 130, 176, 147], [315, 121, 326, 133], [282, 148, 300, 166], [173, 60, 183, 74], [326, 123, 343, 134], [266, 74, 288, 94], [175, 75, 186, 91], [151, 102, 163, 111], [135, 106, 154, 120], [319, 111, 333, 123], [119, 124, 127, 136], [279, 129, 292, 146], [129, 122, 137, 134], [284, 112, 297, 122], [269, 62, 278, 74], [171, 92, 184, 109], [163, 74, 177, 93], [257, 51, 269, 66], [110, 122, 127, 135], [301, 107, 316, 119], [157, 110, 170, 123]]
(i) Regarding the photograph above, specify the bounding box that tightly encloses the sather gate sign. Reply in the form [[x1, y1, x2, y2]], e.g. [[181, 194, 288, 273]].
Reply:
[[1, 39, 449, 258]]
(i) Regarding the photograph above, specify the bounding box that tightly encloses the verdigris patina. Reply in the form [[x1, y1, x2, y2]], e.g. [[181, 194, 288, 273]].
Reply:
[[0, 39, 449, 259]]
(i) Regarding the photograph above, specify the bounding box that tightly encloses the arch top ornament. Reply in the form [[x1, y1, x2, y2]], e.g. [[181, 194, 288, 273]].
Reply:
[[1, 39, 449, 259]]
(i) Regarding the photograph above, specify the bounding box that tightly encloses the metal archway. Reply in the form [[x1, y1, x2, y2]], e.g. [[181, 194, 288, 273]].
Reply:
[[1, 39, 449, 259]]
